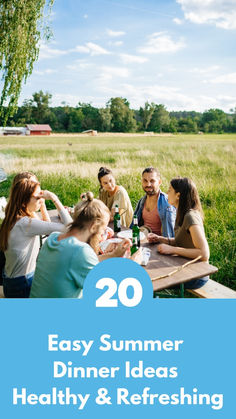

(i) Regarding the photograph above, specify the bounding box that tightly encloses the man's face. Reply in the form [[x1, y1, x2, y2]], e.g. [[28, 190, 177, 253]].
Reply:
[[142, 171, 162, 196]]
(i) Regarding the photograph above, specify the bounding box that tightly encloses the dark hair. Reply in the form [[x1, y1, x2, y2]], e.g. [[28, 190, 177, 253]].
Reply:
[[98, 167, 113, 183], [0, 178, 40, 251], [142, 167, 161, 178], [170, 177, 203, 226]]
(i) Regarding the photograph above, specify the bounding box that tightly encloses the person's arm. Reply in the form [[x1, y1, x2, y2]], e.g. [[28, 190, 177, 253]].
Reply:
[[98, 239, 130, 261], [157, 225, 209, 261], [39, 200, 51, 222], [98, 239, 142, 264], [24, 217, 68, 236], [40, 190, 72, 225], [148, 233, 175, 245]]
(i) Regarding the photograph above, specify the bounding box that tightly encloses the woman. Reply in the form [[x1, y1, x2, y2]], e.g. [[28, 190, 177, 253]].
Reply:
[[0, 178, 72, 298], [30, 192, 138, 298], [98, 167, 133, 227], [12, 171, 50, 221], [148, 177, 209, 288]]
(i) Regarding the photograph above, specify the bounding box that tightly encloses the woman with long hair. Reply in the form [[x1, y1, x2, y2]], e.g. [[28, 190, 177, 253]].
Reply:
[[0, 177, 72, 298], [148, 177, 209, 288], [0, 171, 50, 286], [98, 167, 133, 227], [11, 171, 50, 221], [30, 192, 137, 298]]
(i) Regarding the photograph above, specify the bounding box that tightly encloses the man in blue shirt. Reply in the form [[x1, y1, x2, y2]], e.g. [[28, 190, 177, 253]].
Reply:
[[131, 167, 176, 238]]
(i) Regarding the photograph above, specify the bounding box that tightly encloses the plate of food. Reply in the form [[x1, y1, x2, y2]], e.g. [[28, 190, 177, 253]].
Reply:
[[117, 229, 145, 241]]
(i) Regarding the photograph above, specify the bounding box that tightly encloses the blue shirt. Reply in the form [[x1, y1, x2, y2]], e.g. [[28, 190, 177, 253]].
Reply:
[[131, 190, 176, 238], [30, 232, 98, 298]]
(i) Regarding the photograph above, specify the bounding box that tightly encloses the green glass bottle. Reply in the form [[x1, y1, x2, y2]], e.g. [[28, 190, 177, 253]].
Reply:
[[114, 204, 121, 232], [132, 215, 140, 247], [131, 236, 139, 256]]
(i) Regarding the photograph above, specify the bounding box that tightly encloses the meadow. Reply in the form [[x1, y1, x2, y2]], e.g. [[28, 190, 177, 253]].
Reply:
[[0, 133, 235, 290]]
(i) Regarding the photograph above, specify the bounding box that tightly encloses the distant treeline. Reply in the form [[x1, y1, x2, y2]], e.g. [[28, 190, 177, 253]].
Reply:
[[2, 90, 236, 133]]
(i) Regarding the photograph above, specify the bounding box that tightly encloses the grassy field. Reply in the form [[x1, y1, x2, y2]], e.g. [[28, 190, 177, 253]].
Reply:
[[0, 133, 235, 290]]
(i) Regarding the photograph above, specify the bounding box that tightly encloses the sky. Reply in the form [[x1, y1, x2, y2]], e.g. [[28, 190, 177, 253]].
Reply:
[[18, 0, 236, 112]]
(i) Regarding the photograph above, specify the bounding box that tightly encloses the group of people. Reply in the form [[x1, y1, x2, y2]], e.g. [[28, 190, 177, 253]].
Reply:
[[0, 166, 209, 298]]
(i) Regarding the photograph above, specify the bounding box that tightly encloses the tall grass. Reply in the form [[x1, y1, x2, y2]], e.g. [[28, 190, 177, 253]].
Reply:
[[0, 133, 235, 289]]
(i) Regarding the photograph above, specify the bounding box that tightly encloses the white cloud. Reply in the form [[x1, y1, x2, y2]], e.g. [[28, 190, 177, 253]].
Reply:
[[74, 45, 90, 54], [209, 72, 236, 84], [73, 42, 110, 56], [108, 41, 124, 47], [138, 32, 186, 54], [173, 17, 183, 25], [34, 69, 58, 75], [177, 0, 236, 30], [66, 60, 91, 71], [39, 43, 69, 59], [119, 54, 148, 64], [86, 42, 110, 56], [83, 14, 88, 19], [107, 29, 126, 37], [100, 66, 130, 78], [190, 65, 220, 74]]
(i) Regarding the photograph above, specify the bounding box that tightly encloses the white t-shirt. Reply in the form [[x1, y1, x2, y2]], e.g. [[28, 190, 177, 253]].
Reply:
[[4, 208, 72, 278]]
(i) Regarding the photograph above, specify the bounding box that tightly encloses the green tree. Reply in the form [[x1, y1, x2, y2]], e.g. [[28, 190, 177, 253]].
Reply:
[[77, 103, 100, 131], [201, 109, 229, 133], [148, 104, 170, 132], [31, 90, 52, 122], [178, 117, 198, 133], [0, 0, 54, 124], [139, 102, 155, 131], [98, 108, 112, 132], [108, 97, 137, 132]]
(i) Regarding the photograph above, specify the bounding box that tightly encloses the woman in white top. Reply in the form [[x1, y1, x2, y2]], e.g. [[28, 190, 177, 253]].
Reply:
[[0, 177, 72, 298]]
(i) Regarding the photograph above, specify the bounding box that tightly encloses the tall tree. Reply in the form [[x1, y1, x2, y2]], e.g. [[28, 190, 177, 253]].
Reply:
[[0, 0, 54, 124], [139, 102, 155, 131], [148, 104, 170, 132], [108, 97, 137, 132]]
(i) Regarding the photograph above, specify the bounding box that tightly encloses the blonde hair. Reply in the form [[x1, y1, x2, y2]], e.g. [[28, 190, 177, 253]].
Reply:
[[70, 192, 110, 253]]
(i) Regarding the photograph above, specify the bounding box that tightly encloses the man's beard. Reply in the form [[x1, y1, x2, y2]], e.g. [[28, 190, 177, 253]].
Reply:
[[143, 188, 157, 196]]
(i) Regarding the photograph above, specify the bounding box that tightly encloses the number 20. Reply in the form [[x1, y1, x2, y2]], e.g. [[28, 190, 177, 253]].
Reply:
[[95, 277, 143, 307]]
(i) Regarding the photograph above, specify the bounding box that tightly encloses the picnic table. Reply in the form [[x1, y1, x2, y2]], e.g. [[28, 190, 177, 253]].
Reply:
[[45, 209, 218, 294]]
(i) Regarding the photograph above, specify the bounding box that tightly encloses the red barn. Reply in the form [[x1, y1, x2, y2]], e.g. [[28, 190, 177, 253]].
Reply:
[[26, 124, 52, 135]]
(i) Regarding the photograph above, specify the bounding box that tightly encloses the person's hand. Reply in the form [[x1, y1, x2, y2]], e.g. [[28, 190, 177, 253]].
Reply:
[[148, 233, 161, 243], [112, 238, 131, 257], [104, 242, 117, 253], [157, 244, 173, 255], [40, 190, 58, 202], [130, 248, 143, 264]]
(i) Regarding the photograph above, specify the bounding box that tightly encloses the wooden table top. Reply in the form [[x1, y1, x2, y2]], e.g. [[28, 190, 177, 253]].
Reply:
[[142, 242, 218, 291], [45, 210, 218, 292]]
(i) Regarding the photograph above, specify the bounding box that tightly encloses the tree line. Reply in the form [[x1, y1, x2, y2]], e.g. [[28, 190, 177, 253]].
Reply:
[[2, 90, 236, 133]]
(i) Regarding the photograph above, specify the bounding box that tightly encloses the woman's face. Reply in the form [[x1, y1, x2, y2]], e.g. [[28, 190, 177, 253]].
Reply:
[[167, 184, 179, 207], [27, 185, 43, 214], [100, 174, 116, 193]]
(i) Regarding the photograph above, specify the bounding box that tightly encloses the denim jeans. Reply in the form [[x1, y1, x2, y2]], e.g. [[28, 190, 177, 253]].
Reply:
[[3, 271, 34, 298], [184, 276, 209, 289]]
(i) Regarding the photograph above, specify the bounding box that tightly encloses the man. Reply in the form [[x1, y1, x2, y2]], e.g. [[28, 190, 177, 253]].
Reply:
[[132, 167, 176, 237]]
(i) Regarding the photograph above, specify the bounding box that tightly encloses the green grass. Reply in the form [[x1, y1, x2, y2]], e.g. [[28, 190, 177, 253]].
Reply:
[[0, 133, 235, 290]]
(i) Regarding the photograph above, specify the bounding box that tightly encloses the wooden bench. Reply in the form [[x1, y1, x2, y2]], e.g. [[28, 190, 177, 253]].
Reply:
[[187, 279, 236, 299]]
